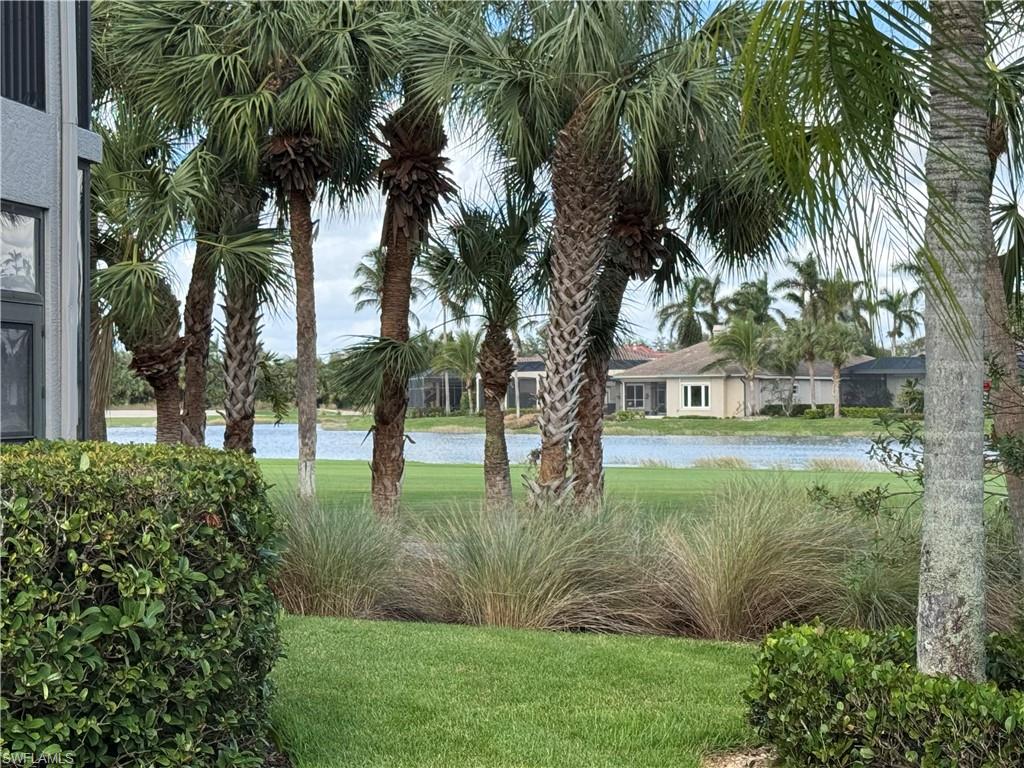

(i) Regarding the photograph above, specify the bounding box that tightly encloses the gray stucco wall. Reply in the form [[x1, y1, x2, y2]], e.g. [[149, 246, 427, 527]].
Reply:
[[1, 0, 100, 439]]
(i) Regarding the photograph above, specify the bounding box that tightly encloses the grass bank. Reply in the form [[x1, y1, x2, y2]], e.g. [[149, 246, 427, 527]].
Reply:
[[258, 459, 895, 524], [272, 616, 754, 768], [107, 408, 886, 436]]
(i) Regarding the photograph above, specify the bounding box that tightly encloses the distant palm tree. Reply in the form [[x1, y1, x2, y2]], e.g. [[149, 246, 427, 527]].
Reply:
[[706, 318, 777, 417], [771, 322, 806, 415], [697, 275, 727, 337], [727, 275, 786, 326], [792, 317, 822, 410], [433, 330, 482, 414], [657, 281, 705, 349], [817, 322, 863, 418], [877, 287, 923, 355], [773, 255, 823, 321], [351, 248, 430, 327]]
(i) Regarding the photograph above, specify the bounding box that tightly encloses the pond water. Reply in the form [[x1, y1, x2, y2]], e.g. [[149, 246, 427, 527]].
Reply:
[[107, 424, 879, 469]]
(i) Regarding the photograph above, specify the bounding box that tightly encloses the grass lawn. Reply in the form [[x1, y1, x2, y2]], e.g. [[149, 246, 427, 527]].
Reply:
[[272, 616, 755, 768], [107, 408, 887, 436], [258, 459, 896, 525]]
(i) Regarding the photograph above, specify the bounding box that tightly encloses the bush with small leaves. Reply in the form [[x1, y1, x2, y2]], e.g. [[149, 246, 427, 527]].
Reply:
[[0, 441, 281, 767]]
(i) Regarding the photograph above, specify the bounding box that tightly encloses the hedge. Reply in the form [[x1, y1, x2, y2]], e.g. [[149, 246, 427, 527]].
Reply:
[[747, 624, 1024, 767], [0, 441, 281, 767]]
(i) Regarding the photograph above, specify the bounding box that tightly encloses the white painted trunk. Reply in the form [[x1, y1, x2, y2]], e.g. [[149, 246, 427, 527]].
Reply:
[[917, 0, 988, 682]]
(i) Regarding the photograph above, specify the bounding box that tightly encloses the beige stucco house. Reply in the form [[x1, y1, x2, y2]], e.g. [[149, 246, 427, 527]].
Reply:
[[612, 341, 874, 418]]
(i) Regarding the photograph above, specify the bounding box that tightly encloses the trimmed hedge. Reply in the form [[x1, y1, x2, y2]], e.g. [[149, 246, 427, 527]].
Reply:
[[747, 624, 1024, 767], [0, 441, 281, 767]]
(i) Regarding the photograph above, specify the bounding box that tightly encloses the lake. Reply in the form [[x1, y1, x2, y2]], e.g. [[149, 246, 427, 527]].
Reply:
[[107, 424, 879, 469]]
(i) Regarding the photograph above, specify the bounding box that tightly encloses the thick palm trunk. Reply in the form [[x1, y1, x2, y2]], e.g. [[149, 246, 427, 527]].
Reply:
[[984, 253, 1024, 584], [223, 277, 259, 454], [289, 191, 318, 500], [832, 365, 841, 418], [745, 374, 755, 417], [479, 324, 516, 509], [180, 241, 217, 446], [130, 339, 186, 444], [573, 264, 630, 508], [88, 310, 113, 441], [917, 0, 988, 681], [806, 359, 817, 409], [372, 227, 413, 518], [534, 108, 619, 504]]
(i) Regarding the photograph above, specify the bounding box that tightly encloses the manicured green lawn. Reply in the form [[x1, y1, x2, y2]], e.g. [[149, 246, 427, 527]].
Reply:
[[272, 616, 755, 768], [258, 459, 895, 524], [107, 409, 887, 436]]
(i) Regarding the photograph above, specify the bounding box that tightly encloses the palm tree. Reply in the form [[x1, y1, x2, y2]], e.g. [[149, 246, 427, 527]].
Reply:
[[817, 322, 863, 418], [413, 2, 738, 503], [101, 0, 387, 500], [792, 317, 822, 411], [773, 255, 823, 321], [706, 318, 776, 417], [727, 275, 785, 326], [426, 186, 547, 508], [697, 275, 727, 337], [657, 281, 706, 349], [771, 322, 806, 416], [351, 247, 430, 326], [877, 288, 924, 355], [433, 331, 481, 415]]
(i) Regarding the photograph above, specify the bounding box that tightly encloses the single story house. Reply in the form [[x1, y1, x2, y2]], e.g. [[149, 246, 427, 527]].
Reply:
[[840, 356, 926, 407], [612, 341, 874, 418]]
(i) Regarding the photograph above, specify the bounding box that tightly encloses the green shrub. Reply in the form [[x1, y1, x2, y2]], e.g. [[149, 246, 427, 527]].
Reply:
[[275, 498, 401, 618], [0, 441, 281, 767], [760, 404, 814, 417], [840, 406, 895, 418], [613, 409, 644, 421], [803, 407, 828, 419], [747, 624, 1024, 767]]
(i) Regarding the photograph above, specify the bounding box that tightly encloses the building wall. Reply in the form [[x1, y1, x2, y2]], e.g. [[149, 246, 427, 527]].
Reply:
[[2, 1, 101, 440]]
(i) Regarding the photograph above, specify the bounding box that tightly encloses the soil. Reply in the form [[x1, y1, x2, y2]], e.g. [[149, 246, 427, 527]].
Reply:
[[701, 747, 775, 768]]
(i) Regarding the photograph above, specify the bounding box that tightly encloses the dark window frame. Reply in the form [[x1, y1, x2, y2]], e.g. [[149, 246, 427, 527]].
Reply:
[[1, 200, 46, 441], [75, 0, 90, 128], [1, 0, 47, 112]]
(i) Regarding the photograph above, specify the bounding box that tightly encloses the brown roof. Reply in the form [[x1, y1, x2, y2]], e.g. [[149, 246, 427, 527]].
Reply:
[[615, 341, 873, 379]]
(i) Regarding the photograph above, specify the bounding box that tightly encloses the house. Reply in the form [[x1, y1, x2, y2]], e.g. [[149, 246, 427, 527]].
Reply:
[[2, 0, 101, 441], [502, 344, 666, 414], [840, 356, 927, 407], [611, 341, 873, 417]]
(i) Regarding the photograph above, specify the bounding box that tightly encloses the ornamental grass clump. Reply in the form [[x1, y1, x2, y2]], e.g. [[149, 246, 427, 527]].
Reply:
[[274, 497, 402, 618], [403, 503, 661, 632], [652, 477, 856, 640]]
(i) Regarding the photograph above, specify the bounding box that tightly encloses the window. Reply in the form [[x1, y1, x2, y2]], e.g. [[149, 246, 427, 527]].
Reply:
[[1, 201, 45, 440], [682, 383, 711, 409], [625, 384, 645, 410], [1, 0, 46, 111], [76, 0, 90, 128]]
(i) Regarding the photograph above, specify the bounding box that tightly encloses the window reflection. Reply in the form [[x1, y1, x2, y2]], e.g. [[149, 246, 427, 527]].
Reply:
[[1, 210, 38, 293], [1, 323, 32, 435]]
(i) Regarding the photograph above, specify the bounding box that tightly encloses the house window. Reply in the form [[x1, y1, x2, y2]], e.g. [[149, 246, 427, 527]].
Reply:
[[625, 384, 645, 410], [1, 0, 46, 111], [682, 383, 711, 409], [1, 201, 45, 441]]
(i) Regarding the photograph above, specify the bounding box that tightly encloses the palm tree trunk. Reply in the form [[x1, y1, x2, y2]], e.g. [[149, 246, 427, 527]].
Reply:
[[130, 339, 186, 444], [180, 240, 217, 446], [289, 190, 318, 500], [372, 226, 413, 518], [534, 107, 619, 504], [807, 359, 817, 409], [573, 264, 630, 508], [832, 365, 841, 418], [479, 323, 516, 509], [984, 253, 1024, 584], [917, 0, 988, 681], [223, 277, 259, 454], [745, 374, 755, 417], [88, 310, 113, 441]]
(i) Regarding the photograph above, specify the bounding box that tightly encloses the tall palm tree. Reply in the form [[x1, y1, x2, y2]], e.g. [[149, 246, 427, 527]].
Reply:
[[426, 186, 547, 508], [727, 275, 785, 326], [697, 274, 727, 337], [657, 281, 706, 349], [771, 321, 806, 415], [773, 255, 823, 321], [706, 317, 776, 417], [351, 247, 430, 326], [817, 321, 863, 418], [413, 2, 738, 503], [792, 317, 822, 411], [877, 287, 924, 355], [433, 330, 481, 415], [100, 0, 387, 500]]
